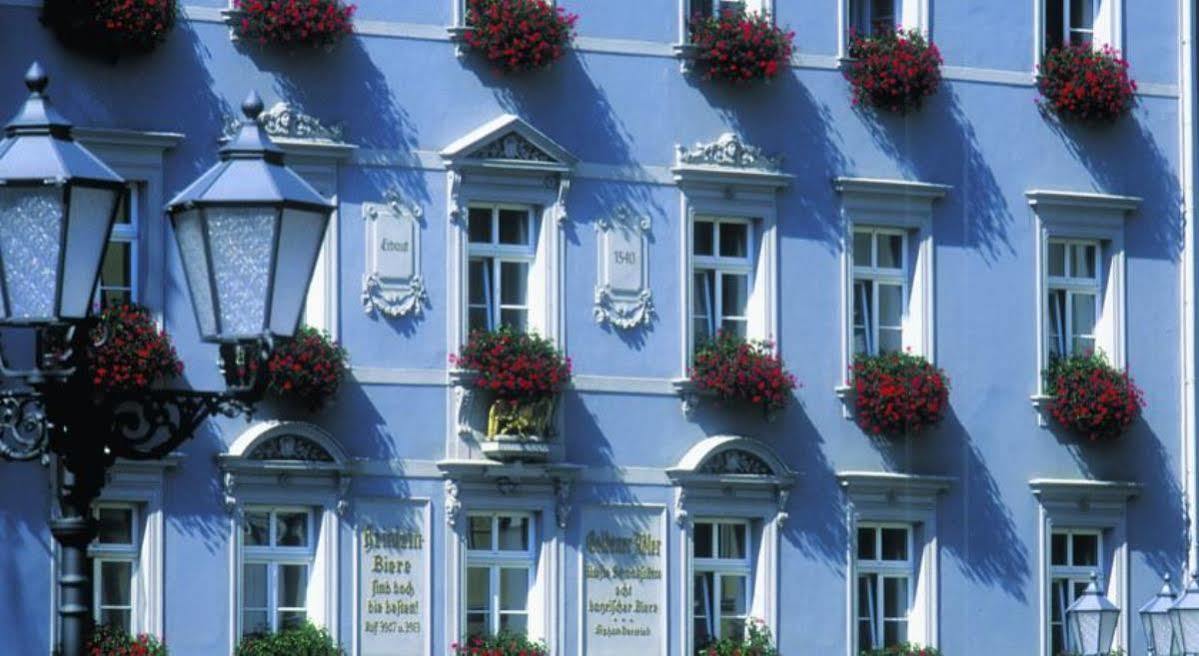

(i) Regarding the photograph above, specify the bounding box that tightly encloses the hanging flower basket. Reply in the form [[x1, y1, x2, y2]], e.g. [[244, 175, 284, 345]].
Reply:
[[452, 632, 548, 656], [87, 304, 183, 393], [1036, 44, 1137, 122], [451, 326, 570, 439], [844, 27, 943, 114], [700, 618, 779, 656], [88, 625, 169, 656], [689, 331, 798, 416], [852, 352, 949, 437], [860, 644, 943, 656], [1043, 352, 1144, 441], [233, 0, 357, 49], [688, 7, 795, 83], [464, 0, 579, 73], [263, 326, 349, 410], [41, 0, 178, 59]]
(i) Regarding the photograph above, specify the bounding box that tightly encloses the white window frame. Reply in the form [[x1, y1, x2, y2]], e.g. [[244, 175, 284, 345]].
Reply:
[[1034, 0, 1122, 67], [690, 216, 755, 349], [691, 518, 755, 646], [239, 506, 317, 637], [838, 471, 951, 656], [1045, 238, 1103, 360], [1027, 190, 1138, 403], [91, 503, 140, 632], [839, 0, 930, 57], [1048, 529, 1104, 655], [96, 185, 140, 307], [463, 512, 537, 636], [466, 204, 538, 334], [1031, 479, 1139, 656], [854, 523, 915, 651], [851, 227, 909, 357]]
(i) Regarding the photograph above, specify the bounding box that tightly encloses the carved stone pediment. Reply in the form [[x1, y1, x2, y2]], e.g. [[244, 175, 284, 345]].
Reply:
[[222, 102, 346, 142], [467, 132, 555, 162], [697, 448, 775, 476], [246, 434, 335, 462], [676, 133, 782, 172]]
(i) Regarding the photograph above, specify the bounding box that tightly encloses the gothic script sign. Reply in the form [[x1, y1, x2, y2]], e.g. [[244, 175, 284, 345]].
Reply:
[[358, 500, 430, 656], [362, 193, 428, 318], [581, 505, 666, 655]]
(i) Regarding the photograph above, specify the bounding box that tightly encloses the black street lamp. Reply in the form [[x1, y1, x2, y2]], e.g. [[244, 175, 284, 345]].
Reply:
[[0, 64, 334, 656]]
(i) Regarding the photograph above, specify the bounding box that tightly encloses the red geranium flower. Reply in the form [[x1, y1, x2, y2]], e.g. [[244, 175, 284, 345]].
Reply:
[[234, 0, 356, 48], [689, 7, 794, 83], [259, 326, 349, 410], [689, 331, 798, 415], [1036, 43, 1137, 122], [844, 27, 943, 114], [451, 326, 570, 401], [88, 304, 183, 393], [42, 0, 178, 57], [464, 0, 578, 73], [1044, 351, 1144, 441], [852, 351, 949, 437]]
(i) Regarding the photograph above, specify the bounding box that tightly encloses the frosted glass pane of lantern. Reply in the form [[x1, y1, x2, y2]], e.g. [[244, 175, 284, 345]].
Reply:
[[208, 207, 275, 338], [1073, 611, 1100, 653], [269, 208, 328, 338], [0, 187, 63, 320], [1098, 609, 1119, 652], [1150, 614, 1174, 654], [61, 185, 120, 318], [173, 210, 216, 338]]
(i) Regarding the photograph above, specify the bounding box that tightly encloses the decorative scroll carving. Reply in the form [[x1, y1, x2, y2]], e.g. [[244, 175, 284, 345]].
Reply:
[[362, 191, 428, 318], [447, 171, 465, 224], [776, 486, 791, 528], [445, 479, 462, 527], [222, 471, 238, 514], [454, 384, 481, 439], [674, 488, 689, 527], [676, 133, 783, 171], [246, 434, 335, 462], [337, 475, 351, 516], [698, 449, 775, 476], [554, 477, 572, 530], [594, 205, 654, 329], [222, 102, 345, 142], [0, 395, 48, 462], [468, 132, 554, 162]]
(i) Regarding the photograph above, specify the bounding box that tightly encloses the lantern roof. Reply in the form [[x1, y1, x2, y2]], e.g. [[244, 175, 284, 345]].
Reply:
[[1069, 573, 1119, 613], [1141, 575, 1177, 615], [0, 62, 123, 187], [166, 91, 332, 213], [1173, 573, 1199, 612]]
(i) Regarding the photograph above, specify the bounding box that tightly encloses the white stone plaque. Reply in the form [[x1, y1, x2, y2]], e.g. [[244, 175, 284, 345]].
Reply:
[[581, 505, 667, 655], [357, 500, 430, 656], [594, 206, 654, 329], [362, 192, 428, 318]]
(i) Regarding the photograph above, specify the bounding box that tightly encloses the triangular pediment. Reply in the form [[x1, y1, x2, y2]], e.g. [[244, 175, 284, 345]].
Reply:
[[441, 114, 577, 170]]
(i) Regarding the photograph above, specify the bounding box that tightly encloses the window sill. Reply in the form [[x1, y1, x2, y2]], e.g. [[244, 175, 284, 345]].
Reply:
[[447, 25, 474, 59], [835, 383, 855, 420], [673, 43, 699, 73], [1030, 393, 1054, 428]]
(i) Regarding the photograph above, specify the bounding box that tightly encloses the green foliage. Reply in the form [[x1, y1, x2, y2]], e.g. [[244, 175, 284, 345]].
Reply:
[[698, 619, 778, 656], [451, 631, 549, 656], [452, 325, 571, 401], [87, 624, 169, 656], [234, 622, 344, 656], [860, 644, 942, 656]]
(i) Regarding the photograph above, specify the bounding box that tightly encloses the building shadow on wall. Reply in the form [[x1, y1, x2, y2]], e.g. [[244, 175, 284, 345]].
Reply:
[[564, 393, 638, 506], [859, 85, 1015, 264], [0, 461, 52, 655], [1044, 111, 1182, 260], [870, 407, 1031, 601]]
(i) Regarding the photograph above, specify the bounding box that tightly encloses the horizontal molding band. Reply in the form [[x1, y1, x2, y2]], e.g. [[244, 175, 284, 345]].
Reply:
[[353, 147, 678, 185], [352, 456, 673, 485], [352, 366, 679, 395]]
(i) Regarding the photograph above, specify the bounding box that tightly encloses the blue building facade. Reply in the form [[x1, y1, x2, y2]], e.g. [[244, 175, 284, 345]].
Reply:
[[0, 0, 1196, 654]]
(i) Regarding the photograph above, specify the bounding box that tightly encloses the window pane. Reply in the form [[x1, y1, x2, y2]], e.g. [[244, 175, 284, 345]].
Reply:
[[693, 221, 714, 256], [1073, 533, 1099, 567], [497, 516, 530, 551], [100, 561, 132, 606], [853, 231, 872, 266], [499, 568, 530, 611], [1051, 579, 1065, 622], [114, 191, 132, 225], [466, 613, 488, 637], [859, 620, 876, 651], [469, 308, 490, 333], [878, 284, 903, 328], [498, 209, 530, 245], [878, 328, 902, 355], [853, 281, 873, 355], [719, 222, 748, 258], [1046, 0, 1065, 49], [857, 574, 876, 618], [884, 619, 908, 647], [468, 208, 493, 243], [279, 611, 306, 630], [275, 512, 308, 548], [1051, 533, 1068, 566], [100, 242, 131, 297], [1070, 0, 1094, 30], [721, 617, 747, 641], [97, 507, 134, 545], [279, 564, 307, 609], [499, 261, 528, 305], [468, 516, 493, 551], [721, 318, 748, 340], [871, 0, 896, 30], [718, 524, 747, 559], [694, 573, 715, 645], [99, 608, 131, 632], [883, 577, 909, 617], [244, 512, 270, 547], [857, 527, 877, 560], [1071, 293, 1096, 340], [499, 613, 528, 634], [877, 234, 903, 269], [694, 523, 714, 559], [1073, 243, 1098, 279], [466, 567, 490, 612], [499, 309, 527, 333], [881, 528, 908, 561], [691, 0, 714, 18], [1048, 242, 1067, 277], [468, 259, 487, 305], [721, 274, 749, 319], [243, 563, 268, 608], [1047, 290, 1067, 358], [242, 611, 269, 636], [720, 575, 748, 616], [694, 271, 714, 345]]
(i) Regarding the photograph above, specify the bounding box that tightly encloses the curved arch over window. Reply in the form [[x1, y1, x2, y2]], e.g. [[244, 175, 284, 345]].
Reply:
[[671, 435, 792, 481], [226, 420, 347, 464]]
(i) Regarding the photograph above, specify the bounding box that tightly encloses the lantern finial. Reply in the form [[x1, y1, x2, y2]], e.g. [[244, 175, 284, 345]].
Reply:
[[242, 91, 264, 122], [24, 63, 47, 94]]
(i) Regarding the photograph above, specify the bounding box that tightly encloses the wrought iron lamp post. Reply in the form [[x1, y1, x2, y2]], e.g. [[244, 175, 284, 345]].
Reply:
[[0, 63, 333, 656], [1140, 575, 1178, 655], [1065, 572, 1121, 656]]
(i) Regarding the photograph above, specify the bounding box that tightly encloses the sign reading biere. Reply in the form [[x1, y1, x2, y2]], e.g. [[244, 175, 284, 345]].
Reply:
[[358, 500, 429, 655], [581, 506, 666, 655]]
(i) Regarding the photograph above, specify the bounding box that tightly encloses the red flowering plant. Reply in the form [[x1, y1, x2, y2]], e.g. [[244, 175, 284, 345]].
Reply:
[[689, 331, 798, 416], [42, 0, 178, 59], [1043, 352, 1144, 442], [233, 0, 356, 49], [450, 326, 571, 437], [700, 618, 778, 656], [844, 27, 943, 114], [688, 7, 795, 83], [87, 304, 183, 393], [464, 0, 579, 73], [861, 644, 942, 656], [261, 326, 348, 410], [852, 351, 949, 438], [451, 632, 548, 656], [87, 624, 168, 656], [1036, 43, 1137, 122]]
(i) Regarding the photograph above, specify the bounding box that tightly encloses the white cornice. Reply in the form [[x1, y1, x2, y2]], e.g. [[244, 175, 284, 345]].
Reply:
[[73, 127, 185, 151], [1029, 478, 1142, 502], [837, 470, 955, 495], [834, 176, 951, 200], [1025, 189, 1142, 212]]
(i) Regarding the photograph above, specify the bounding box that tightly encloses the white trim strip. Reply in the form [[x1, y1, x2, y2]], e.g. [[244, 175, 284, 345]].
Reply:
[[353, 366, 679, 394], [352, 457, 673, 485]]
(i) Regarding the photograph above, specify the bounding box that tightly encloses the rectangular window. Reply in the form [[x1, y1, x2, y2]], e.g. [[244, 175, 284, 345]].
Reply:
[[689, 0, 764, 19], [1045, 239, 1101, 360], [90, 504, 139, 632], [241, 507, 315, 637], [849, 0, 899, 36], [1045, 0, 1098, 49], [97, 186, 138, 308], [1049, 529, 1102, 656], [467, 205, 536, 334], [465, 512, 536, 637], [852, 228, 907, 356], [856, 525, 914, 651], [691, 217, 754, 350], [692, 519, 752, 649]]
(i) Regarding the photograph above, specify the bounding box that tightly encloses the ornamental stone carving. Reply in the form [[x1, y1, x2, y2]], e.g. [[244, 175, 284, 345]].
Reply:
[[594, 206, 655, 329], [222, 102, 345, 142], [468, 132, 554, 162], [246, 434, 335, 462], [362, 190, 428, 318], [554, 477, 572, 530], [676, 132, 783, 171], [698, 449, 775, 476], [444, 479, 462, 527]]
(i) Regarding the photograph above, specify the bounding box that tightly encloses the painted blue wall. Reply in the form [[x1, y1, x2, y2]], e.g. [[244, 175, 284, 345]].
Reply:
[[0, 0, 1186, 654]]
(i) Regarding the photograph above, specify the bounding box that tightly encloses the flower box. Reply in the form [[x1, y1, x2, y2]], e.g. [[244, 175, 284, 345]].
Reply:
[[232, 0, 356, 49], [852, 352, 949, 438], [687, 7, 795, 83], [464, 0, 579, 73], [262, 326, 349, 411], [88, 625, 168, 656], [699, 618, 778, 656], [844, 28, 943, 114], [860, 644, 942, 656], [1036, 44, 1137, 122], [689, 331, 797, 417], [452, 632, 548, 656], [88, 304, 183, 393], [1043, 352, 1144, 441], [41, 0, 178, 60]]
